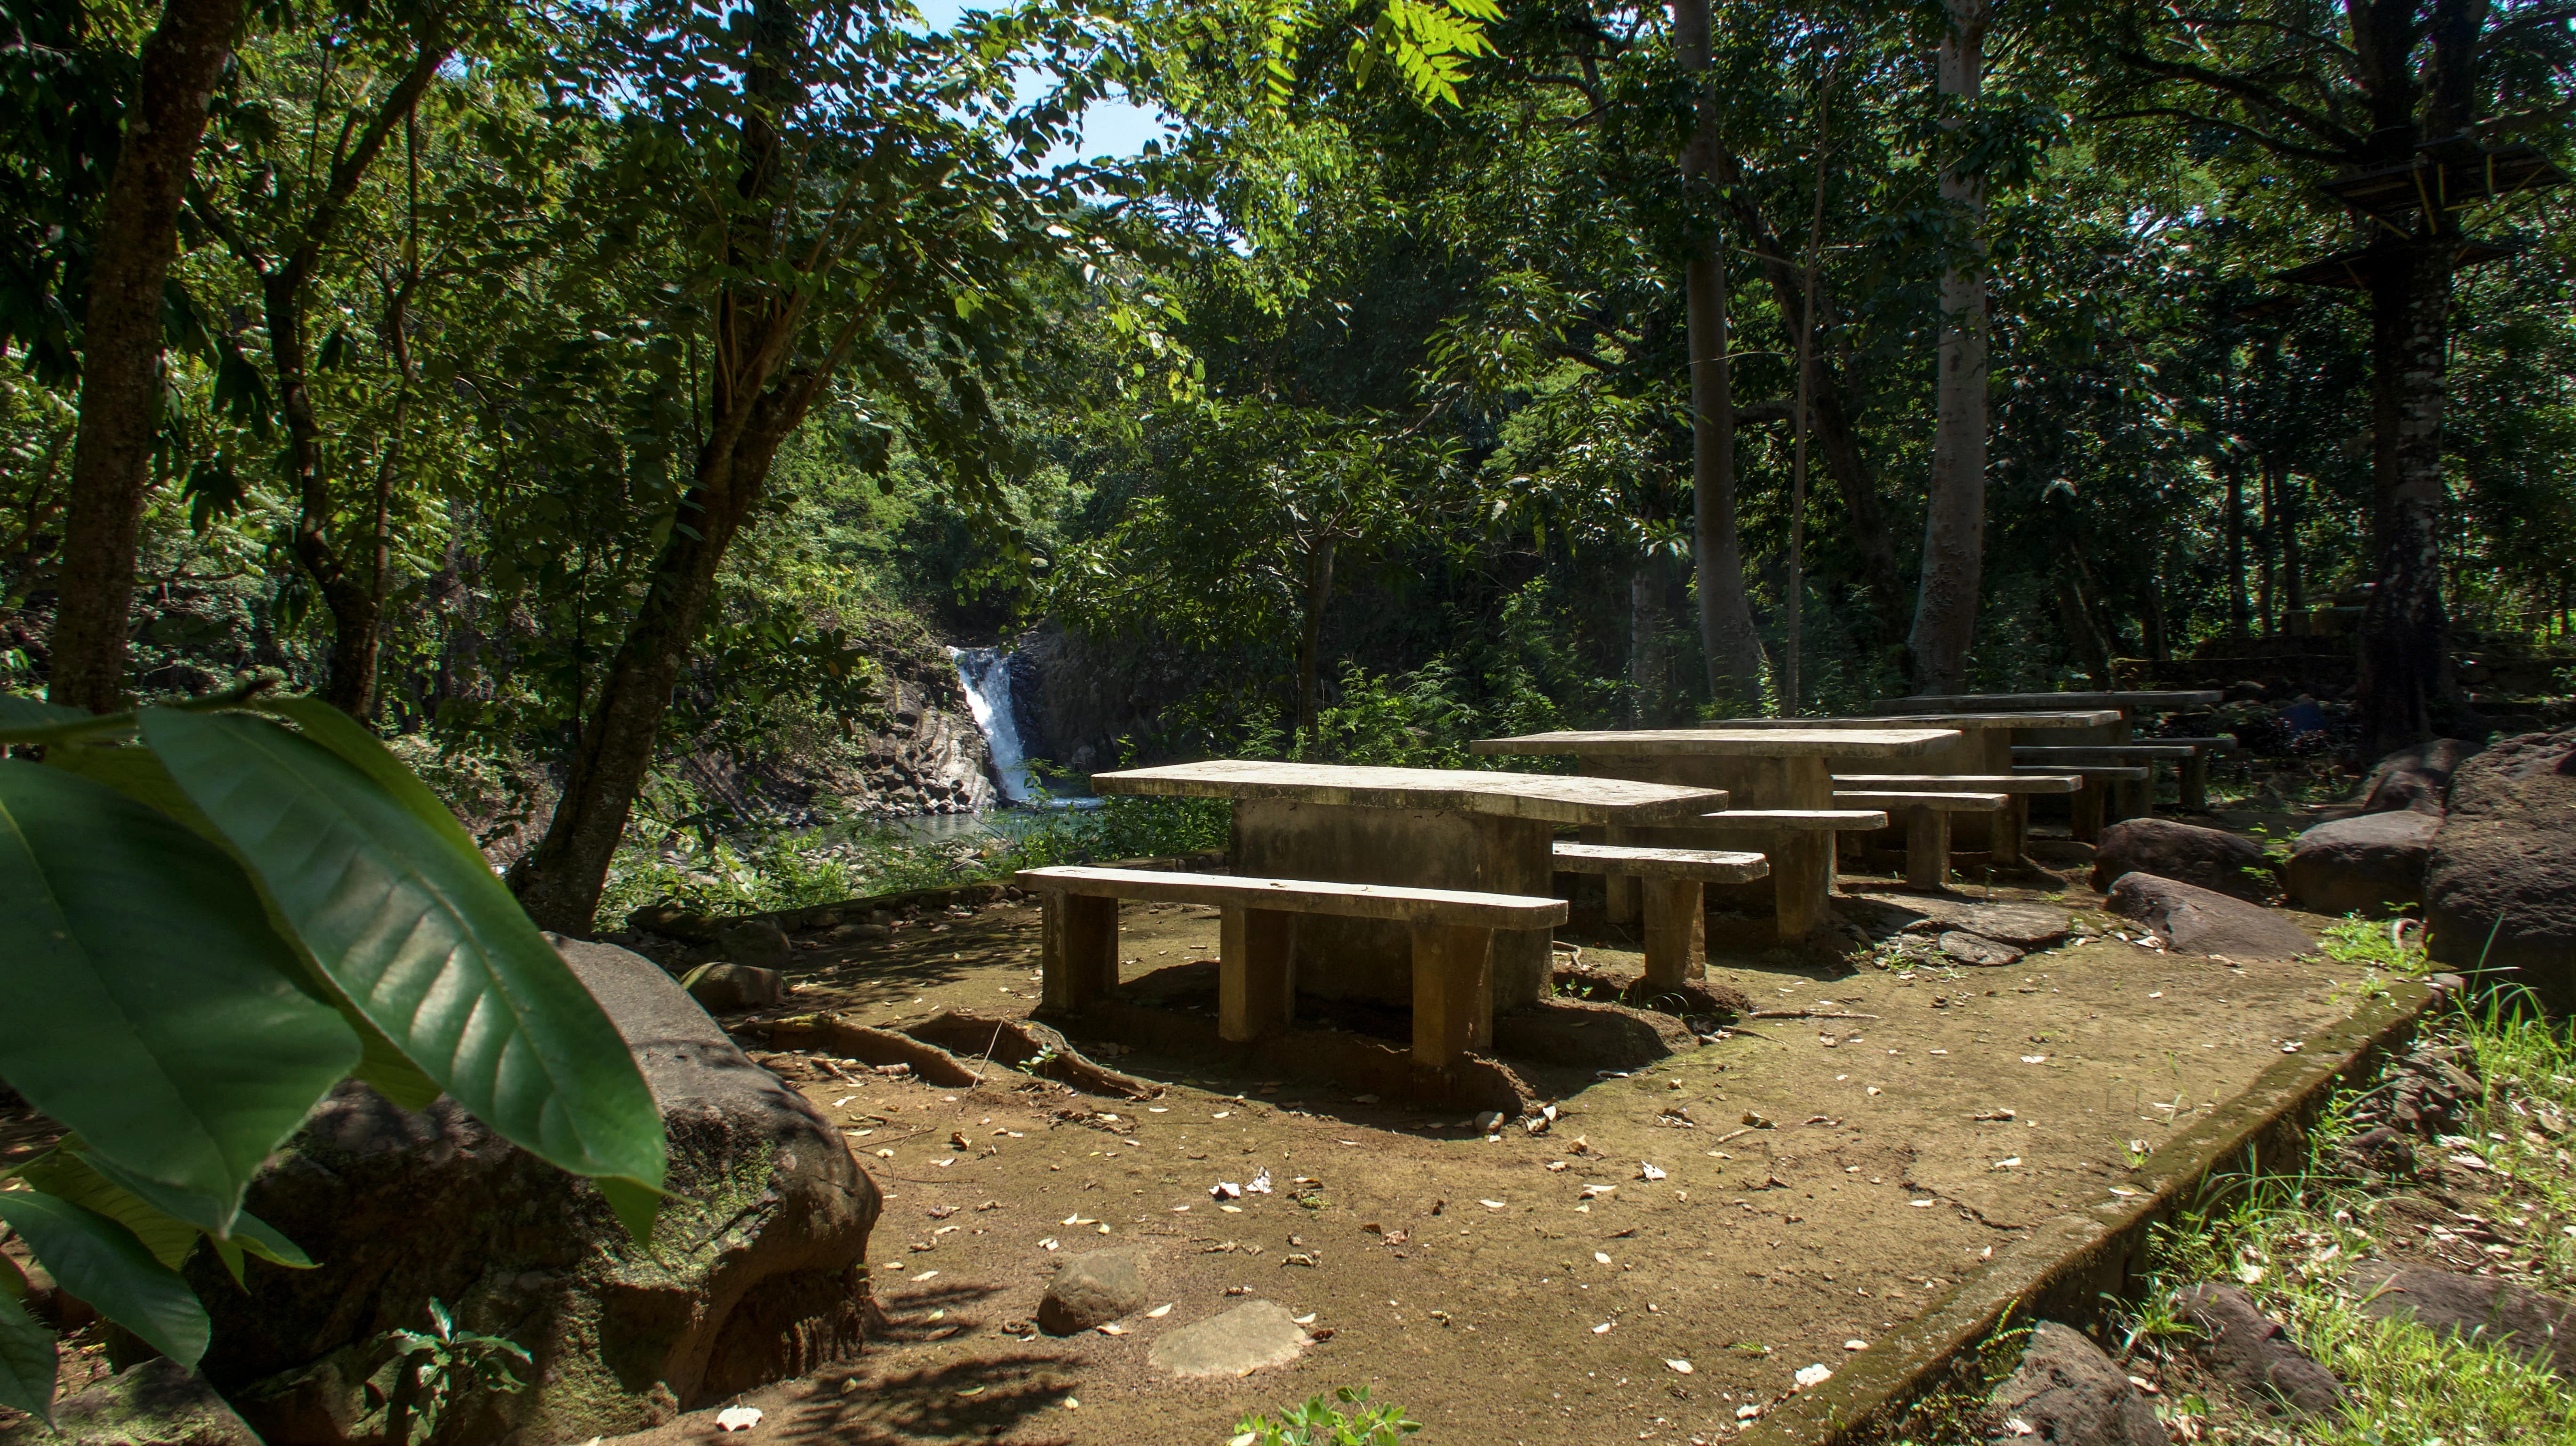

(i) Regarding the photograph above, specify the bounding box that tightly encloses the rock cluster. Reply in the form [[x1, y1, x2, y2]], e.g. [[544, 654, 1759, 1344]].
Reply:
[[2424, 729, 2576, 997]]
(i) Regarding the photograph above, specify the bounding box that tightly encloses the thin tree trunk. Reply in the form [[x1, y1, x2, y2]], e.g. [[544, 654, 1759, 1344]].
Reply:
[[2224, 461, 2249, 638], [509, 0, 851, 932], [2356, 233, 2457, 756], [1783, 59, 1833, 718], [2054, 566, 2115, 689], [2281, 470, 2305, 621], [2255, 460, 2277, 636], [1628, 549, 1664, 723], [1907, 0, 1992, 692], [1676, 0, 1767, 707], [2143, 571, 2168, 664], [1295, 534, 1336, 746], [49, 0, 245, 712]]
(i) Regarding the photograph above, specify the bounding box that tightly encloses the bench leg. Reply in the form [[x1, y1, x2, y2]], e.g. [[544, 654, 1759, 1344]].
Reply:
[[1603, 871, 1641, 924], [1771, 833, 1832, 945], [1995, 795, 2029, 868], [1218, 905, 1296, 1043], [1640, 878, 1706, 991], [1904, 806, 1950, 889], [2180, 754, 2208, 813], [1039, 894, 1119, 1012], [1411, 923, 1492, 1076], [2071, 779, 2106, 843]]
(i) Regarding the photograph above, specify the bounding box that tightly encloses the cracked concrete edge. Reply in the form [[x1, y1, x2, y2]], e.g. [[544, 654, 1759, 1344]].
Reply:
[[1738, 974, 2440, 1446]]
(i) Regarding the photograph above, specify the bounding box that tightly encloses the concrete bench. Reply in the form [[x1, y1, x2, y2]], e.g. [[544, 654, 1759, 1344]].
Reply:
[[1015, 866, 1566, 1075], [2013, 742, 2230, 823], [1610, 809, 1886, 945], [1830, 773, 2078, 868], [1550, 843, 1767, 990], [1831, 790, 2006, 887], [2012, 763, 2146, 840]]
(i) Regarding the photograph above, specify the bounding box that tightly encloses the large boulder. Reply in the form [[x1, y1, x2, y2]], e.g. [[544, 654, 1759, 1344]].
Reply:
[[2286, 811, 2440, 918], [1988, 1321, 2163, 1446], [2341, 1261, 2576, 1376], [2425, 731, 2576, 996], [2357, 738, 2480, 815], [2177, 1283, 2344, 1418], [2105, 873, 2316, 961], [193, 940, 880, 1446], [2090, 819, 2274, 902]]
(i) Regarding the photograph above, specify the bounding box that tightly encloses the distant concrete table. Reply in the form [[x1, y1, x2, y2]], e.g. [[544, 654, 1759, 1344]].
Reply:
[[1467, 728, 1956, 941], [1706, 712, 2114, 866], [1866, 692, 2225, 826], [1086, 760, 1730, 1014]]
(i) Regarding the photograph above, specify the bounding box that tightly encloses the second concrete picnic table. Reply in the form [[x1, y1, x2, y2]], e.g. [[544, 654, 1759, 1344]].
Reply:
[[1465, 727, 1958, 939], [1086, 759, 1730, 1014]]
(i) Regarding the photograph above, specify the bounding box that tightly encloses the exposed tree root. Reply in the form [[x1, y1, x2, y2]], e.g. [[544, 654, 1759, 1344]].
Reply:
[[903, 1010, 1163, 1100]]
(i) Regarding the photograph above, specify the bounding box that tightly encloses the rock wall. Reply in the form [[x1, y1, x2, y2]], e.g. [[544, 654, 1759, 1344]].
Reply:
[[1004, 623, 1208, 775]]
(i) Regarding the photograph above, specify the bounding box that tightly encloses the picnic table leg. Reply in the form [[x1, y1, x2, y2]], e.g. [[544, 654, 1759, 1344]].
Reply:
[[2071, 778, 2106, 842], [1601, 822, 1642, 924], [1771, 833, 1833, 945], [1640, 878, 1706, 991], [2180, 752, 2209, 812], [1218, 905, 1296, 1043], [1995, 795, 2029, 868], [1039, 893, 1119, 1012], [1904, 805, 1950, 888], [1411, 923, 1492, 1076]]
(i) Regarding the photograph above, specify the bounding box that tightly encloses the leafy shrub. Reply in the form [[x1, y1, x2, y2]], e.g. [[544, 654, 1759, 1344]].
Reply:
[[1230, 1386, 1420, 1446]]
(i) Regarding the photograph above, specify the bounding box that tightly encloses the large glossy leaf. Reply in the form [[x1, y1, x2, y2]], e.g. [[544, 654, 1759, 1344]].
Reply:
[[0, 1289, 54, 1422], [0, 761, 362, 1235], [141, 710, 665, 1195], [256, 698, 492, 868], [0, 1192, 208, 1367], [15, 1144, 313, 1274], [44, 742, 444, 1111]]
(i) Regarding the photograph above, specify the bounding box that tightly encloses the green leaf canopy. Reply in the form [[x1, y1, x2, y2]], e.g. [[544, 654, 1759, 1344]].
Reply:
[[0, 1192, 209, 1368]]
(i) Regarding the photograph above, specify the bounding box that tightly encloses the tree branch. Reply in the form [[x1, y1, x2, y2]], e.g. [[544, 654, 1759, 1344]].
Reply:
[[2109, 48, 2367, 153]]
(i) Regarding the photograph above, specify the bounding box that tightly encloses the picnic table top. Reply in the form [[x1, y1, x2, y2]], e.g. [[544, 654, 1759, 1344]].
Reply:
[[1705, 710, 2119, 730], [1468, 727, 1958, 760], [1868, 691, 2221, 714], [1087, 759, 1729, 824]]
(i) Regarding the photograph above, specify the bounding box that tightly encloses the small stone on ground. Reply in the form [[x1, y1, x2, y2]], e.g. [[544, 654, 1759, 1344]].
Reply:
[[1038, 1247, 1150, 1335], [2342, 1260, 2576, 1376], [2103, 872, 2315, 960], [1146, 1301, 1310, 1378], [1937, 930, 2025, 967], [2178, 1282, 2345, 1417]]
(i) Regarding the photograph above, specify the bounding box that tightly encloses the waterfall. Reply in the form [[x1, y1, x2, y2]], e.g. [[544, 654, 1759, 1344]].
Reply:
[[949, 645, 1036, 805]]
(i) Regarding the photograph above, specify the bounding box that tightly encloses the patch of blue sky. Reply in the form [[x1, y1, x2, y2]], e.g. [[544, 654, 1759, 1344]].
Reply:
[[910, 0, 1179, 165]]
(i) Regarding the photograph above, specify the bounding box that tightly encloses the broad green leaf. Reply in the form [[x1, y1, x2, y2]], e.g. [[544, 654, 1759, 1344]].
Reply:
[[14, 1147, 203, 1269], [16, 1146, 313, 1274], [254, 698, 491, 869], [0, 761, 362, 1235], [141, 711, 665, 1196], [0, 694, 90, 734], [0, 1192, 209, 1367], [596, 1174, 669, 1244], [0, 1289, 54, 1422], [209, 1207, 318, 1285], [41, 743, 442, 1111]]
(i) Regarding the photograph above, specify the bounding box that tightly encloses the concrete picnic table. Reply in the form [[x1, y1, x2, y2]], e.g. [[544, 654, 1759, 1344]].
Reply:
[[1870, 691, 2231, 820], [1086, 759, 1730, 1013], [1701, 713, 2115, 869], [1867, 691, 2223, 721], [1465, 726, 1959, 807], [1465, 727, 1957, 938]]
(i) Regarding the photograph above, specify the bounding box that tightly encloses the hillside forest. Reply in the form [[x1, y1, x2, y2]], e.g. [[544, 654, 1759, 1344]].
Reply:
[[8, 0, 2576, 932]]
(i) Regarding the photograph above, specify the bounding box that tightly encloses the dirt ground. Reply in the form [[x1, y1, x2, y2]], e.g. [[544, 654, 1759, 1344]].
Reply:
[[606, 833, 2386, 1446]]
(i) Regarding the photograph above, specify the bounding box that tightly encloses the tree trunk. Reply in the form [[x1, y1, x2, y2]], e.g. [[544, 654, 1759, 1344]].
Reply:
[[1719, 178, 1909, 646], [1676, 0, 1768, 708], [2355, 233, 2458, 757], [2281, 470, 2305, 621], [2143, 570, 2168, 663], [2224, 461, 2249, 638], [1295, 534, 1336, 745], [508, 0, 842, 932], [2055, 566, 2114, 688], [1628, 549, 1665, 723], [2255, 461, 2276, 636], [1906, 0, 1992, 693], [48, 0, 245, 712]]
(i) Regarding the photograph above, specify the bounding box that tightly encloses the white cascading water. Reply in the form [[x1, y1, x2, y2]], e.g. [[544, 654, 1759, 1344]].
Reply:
[[949, 645, 1036, 805]]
